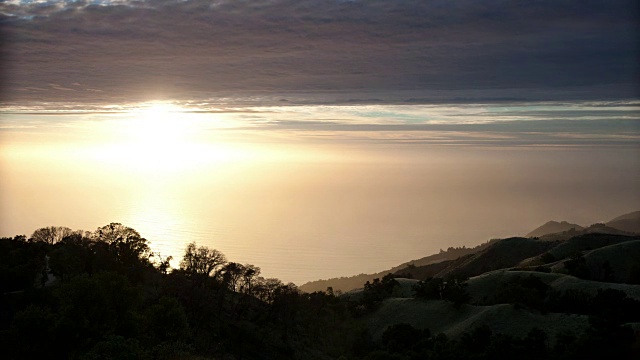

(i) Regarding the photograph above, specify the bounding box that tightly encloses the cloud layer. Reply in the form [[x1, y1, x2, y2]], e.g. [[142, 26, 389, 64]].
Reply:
[[2, 100, 638, 148], [1, 0, 638, 104]]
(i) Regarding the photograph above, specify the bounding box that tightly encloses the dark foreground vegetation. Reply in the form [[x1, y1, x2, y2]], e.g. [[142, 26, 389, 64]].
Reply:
[[2, 224, 639, 359]]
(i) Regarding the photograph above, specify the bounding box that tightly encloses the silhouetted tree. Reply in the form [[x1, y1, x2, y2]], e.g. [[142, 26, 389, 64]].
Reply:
[[151, 253, 173, 275], [30, 226, 76, 244], [93, 223, 151, 269], [413, 277, 445, 299], [270, 282, 301, 343], [565, 253, 590, 279], [253, 277, 284, 304], [49, 233, 95, 280], [493, 275, 549, 310], [239, 264, 261, 296], [413, 276, 470, 309], [220, 262, 244, 292], [358, 274, 399, 313], [179, 242, 227, 282], [441, 276, 471, 309]]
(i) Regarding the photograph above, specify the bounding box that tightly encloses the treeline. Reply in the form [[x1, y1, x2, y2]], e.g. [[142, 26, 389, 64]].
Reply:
[[1, 223, 358, 359], [1, 224, 639, 359]]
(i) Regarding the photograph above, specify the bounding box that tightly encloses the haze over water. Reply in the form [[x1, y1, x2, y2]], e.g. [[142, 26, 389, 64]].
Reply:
[[1, 101, 638, 284]]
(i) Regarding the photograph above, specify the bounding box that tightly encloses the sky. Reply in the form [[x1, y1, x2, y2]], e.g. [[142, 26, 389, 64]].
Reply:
[[1, 0, 638, 105]]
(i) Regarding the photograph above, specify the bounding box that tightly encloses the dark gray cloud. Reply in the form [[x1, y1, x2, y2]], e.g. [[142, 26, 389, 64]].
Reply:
[[1, 0, 638, 104]]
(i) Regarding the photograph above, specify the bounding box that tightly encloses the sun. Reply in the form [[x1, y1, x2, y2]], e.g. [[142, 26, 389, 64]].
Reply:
[[84, 101, 259, 172], [82, 100, 275, 172], [113, 101, 209, 170], [126, 102, 192, 146]]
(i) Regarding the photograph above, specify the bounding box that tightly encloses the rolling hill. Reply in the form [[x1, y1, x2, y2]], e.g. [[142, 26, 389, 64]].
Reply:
[[365, 298, 589, 342], [526, 220, 584, 238], [606, 210, 640, 234], [347, 265, 640, 345], [433, 237, 556, 279]]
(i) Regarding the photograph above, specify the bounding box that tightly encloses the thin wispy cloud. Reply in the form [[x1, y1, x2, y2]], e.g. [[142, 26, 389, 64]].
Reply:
[[2, 101, 638, 148]]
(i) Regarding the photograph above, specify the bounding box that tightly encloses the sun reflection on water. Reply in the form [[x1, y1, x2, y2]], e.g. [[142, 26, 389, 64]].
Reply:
[[122, 179, 194, 268]]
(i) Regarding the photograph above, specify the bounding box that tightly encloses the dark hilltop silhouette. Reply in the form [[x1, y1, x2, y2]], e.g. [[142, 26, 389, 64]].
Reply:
[[526, 221, 584, 238], [606, 211, 640, 234]]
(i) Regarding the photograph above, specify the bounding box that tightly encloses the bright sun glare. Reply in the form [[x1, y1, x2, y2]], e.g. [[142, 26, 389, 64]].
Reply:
[[75, 100, 308, 172], [91, 101, 256, 171], [127, 102, 192, 146]]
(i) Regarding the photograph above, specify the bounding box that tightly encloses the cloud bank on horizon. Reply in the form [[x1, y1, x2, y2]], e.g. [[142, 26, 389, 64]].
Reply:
[[0, 0, 638, 105]]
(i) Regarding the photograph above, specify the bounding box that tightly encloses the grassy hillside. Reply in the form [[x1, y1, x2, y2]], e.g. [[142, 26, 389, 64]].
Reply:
[[365, 298, 589, 342], [353, 234, 639, 287], [435, 237, 556, 279], [518, 233, 639, 268], [466, 270, 640, 302], [547, 233, 639, 259], [391, 259, 454, 280], [582, 240, 640, 283]]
